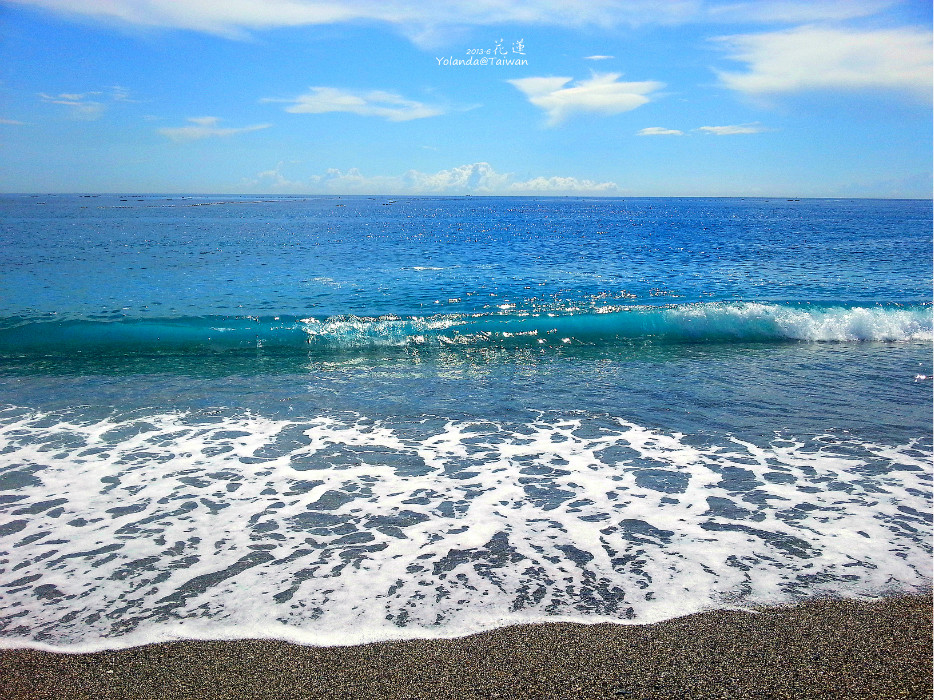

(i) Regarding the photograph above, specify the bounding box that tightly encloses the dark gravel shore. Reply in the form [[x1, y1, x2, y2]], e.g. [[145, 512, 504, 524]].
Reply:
[[1, 594, 930, 699]]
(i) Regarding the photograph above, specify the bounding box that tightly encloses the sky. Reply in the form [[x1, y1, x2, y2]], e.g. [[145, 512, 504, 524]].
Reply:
[[0, 0, 931, 197]]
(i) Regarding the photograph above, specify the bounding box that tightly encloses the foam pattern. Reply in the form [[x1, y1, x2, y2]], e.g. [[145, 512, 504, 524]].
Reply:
[[0, 406, 930, 650]]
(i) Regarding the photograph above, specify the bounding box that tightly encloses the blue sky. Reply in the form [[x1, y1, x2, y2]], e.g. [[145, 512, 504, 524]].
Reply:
[[0, 0, 931, 196]]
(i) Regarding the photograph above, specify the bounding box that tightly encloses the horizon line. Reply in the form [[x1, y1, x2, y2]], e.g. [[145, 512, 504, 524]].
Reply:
[[3, 193, 932, 201]]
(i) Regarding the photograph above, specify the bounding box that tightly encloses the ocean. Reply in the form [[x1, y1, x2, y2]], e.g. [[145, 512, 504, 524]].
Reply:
[[0, 194, 930, 651]]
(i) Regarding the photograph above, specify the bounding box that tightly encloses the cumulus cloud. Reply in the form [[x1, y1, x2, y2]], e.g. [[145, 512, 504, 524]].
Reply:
[[265, 87, 444, 121], [509, 176, 619, 193], [508, 73, 663, 126], [715, 26, 933, 99], [247, 163, 497, 195], [638, 127, 683, 135], [697, 124, 767, 135], [158, 116, 272, 142], [401, 162, 512, 192], [247, 162, 620, 196]]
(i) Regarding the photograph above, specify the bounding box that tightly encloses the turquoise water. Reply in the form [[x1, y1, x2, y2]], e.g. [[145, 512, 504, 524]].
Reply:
[[0, 195, 930, 649]]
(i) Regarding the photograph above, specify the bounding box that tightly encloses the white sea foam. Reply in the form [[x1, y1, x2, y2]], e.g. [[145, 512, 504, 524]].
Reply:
[[0, 407, 930, 651], [662, 303, 933, 342], [291, 304, 932, 350]]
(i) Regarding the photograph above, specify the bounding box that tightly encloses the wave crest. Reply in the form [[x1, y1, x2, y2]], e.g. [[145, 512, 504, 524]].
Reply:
[[0, 303, 929, 356]]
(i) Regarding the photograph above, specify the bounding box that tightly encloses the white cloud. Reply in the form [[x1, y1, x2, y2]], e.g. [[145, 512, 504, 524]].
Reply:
[[109, 85, 138, 103], [638, 126, 683, 135], [510, 176, 619, 194], [8, 0, 360, 38], [715, 26, 933, 99], [38, 86, 139, 119], [157, 116, 272, 142], [584, 55, 615, 61], [401, 162, 512, 192], [508, 73, 664, 126], [697, 123, 767, 134], [5, 0, 705, 41], [186, 116, 222, 126], [705, 0, 894, 23], [0, 118, 27, 125], [265, 87, 444, 121], [38, 91, 106, 120], [5, 1, 909, 52], [247, 162, 620, 195]]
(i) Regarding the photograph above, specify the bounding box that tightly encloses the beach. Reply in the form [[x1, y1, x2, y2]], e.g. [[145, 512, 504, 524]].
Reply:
[[1, 196, 931, 692], [2, 0, 933, 692], [2, 594, 930, 699]]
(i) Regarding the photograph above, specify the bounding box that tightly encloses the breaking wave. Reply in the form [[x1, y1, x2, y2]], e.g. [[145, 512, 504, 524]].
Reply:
[[0, 303, 929, 357]]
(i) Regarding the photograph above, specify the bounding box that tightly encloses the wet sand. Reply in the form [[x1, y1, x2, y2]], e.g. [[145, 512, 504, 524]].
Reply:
[[1, 594, 930, 699]]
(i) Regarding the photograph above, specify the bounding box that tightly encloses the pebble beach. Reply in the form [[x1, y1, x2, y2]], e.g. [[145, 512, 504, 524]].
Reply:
[[2, 594, 930, 700]]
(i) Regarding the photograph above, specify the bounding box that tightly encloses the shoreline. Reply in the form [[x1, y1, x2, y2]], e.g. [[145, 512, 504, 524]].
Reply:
[[1, 594, 930, 699]]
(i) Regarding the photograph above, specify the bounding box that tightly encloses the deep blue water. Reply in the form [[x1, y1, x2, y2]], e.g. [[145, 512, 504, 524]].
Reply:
[[1, 195, 930, 321], [0, 195, 930, 649]]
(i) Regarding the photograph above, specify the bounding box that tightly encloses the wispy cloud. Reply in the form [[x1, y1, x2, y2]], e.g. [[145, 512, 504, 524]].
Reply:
[[584, 55, 615, 61], [19, 0, 893, 37], [39, 91, 106, 120], [157, 116, 272, 142], [638, 127, 683, 135], [109, 85, 138, 103], [5, 0, 708, 41], [508, 73, 663, 126], [248, 162, 620, 196], [705, 0, 894, 23], [264, 87, 445, 121], [697, 123, 768, 135], [715, 26, 933, 99], [0, 118, 27, 125], [38, 86, 139, 119]]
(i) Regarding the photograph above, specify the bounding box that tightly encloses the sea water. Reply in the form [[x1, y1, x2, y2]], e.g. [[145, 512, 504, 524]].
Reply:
[[0, 195, 930, 650]]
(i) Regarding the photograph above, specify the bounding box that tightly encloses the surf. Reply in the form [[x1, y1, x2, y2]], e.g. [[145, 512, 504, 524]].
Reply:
[[0, 302, 929, 357], [0, 405, 929, 650]]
